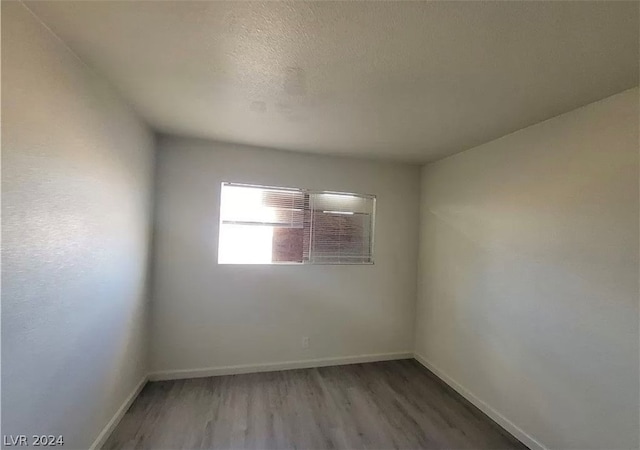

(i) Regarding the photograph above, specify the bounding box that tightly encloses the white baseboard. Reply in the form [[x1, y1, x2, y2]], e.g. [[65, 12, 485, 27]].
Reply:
[[149, 351, 413, 381], [89, 375, 148, 450], [413, 353, 547, 450]]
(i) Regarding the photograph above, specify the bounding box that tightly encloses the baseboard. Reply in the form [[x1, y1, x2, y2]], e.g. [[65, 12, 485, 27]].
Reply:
[[149, 351, 413, 381], [413, 353, 547, 450], [89, 375, 148, 450]]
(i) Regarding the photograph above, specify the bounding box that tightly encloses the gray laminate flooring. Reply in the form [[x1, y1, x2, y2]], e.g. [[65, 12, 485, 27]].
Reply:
[[103, 359, 527, 450]]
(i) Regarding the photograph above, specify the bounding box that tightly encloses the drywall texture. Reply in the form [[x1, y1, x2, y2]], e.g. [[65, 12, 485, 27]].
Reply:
[[150, 137, 420, 373], [415, 88, 639, 450], [2, 3, 155, 449]]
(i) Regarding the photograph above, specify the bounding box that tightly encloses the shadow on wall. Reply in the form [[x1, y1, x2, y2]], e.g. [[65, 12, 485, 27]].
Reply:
[[417, 132, 639, 447]]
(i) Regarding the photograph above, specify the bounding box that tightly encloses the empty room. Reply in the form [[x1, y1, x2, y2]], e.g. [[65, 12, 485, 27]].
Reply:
[[2, 1, 638, 449]]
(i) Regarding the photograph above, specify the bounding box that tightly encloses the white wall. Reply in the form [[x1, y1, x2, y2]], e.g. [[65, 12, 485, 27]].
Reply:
[[415, 88, 639, 450], [2, 3, 155, 449], [150, 136, 420, 374]]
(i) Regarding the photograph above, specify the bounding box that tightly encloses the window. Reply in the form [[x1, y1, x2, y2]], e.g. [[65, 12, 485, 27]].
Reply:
[[218, 183, 375, 264]]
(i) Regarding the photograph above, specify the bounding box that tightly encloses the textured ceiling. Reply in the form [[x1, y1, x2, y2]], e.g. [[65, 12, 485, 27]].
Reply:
[[26, 1, 639, 163]]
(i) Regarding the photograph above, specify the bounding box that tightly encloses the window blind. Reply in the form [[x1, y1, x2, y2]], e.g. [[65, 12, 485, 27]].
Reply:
[[218, 183, 375, 264], [220, 184, 305, 228], [307, 192, 375, 264]]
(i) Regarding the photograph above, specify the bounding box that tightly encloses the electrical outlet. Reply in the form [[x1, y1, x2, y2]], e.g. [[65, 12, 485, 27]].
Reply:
[[301, 336, 310, 349]]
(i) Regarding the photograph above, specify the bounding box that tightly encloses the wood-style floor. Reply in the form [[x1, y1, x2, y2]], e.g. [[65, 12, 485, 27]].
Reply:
[[103, 359, 527, 450]]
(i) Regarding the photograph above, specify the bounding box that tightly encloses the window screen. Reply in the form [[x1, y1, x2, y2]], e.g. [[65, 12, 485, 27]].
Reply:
[[218, 183, 375, 265]]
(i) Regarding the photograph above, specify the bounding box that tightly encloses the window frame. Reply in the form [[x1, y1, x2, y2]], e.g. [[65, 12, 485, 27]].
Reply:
[[218, 182, 376, 266]]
